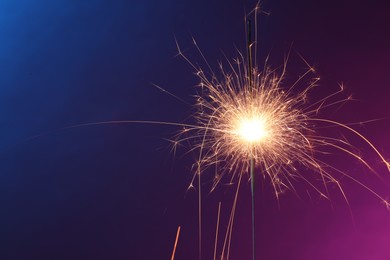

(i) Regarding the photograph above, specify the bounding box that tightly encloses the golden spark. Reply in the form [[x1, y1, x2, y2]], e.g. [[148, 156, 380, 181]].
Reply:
[[175, 37, 390, 202]]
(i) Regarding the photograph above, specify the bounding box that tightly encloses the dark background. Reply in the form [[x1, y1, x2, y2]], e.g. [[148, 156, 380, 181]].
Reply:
[[1, 0, 390, 259]]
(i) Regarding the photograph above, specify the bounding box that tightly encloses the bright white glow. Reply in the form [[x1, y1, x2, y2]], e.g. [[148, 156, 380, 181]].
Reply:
[[237, 117, 268, 143]]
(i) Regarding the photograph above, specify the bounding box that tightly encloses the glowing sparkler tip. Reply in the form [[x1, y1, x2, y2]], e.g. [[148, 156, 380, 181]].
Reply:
[[237, 116, 268, 143]]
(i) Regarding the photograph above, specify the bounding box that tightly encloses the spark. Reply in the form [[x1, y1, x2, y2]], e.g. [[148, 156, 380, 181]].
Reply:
[[171, 226, 181, 260], [175, 38, 390, 201]]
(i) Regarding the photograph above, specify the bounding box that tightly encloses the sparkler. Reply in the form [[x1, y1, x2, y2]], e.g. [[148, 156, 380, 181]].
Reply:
[[172, 4, 390, 260]]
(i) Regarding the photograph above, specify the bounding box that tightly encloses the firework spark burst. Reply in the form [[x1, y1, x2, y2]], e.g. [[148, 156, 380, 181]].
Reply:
[[177, 41, 390, 201]]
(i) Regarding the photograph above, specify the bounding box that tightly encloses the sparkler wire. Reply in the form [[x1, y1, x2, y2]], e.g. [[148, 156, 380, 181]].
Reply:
[[247, 17, 256, 260], [250, 152, 255, 260]]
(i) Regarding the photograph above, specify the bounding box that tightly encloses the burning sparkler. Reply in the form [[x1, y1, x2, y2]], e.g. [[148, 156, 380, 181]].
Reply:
[[171, 4, 390, 260]]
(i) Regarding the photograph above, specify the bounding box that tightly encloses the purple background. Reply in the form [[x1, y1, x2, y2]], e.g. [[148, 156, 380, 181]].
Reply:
[[1, 0, 390, 259]]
